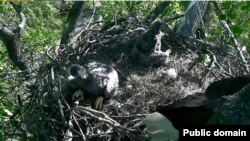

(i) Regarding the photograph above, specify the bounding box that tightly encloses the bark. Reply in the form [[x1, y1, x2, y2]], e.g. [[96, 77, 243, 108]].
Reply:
[[60, 1, 85, 48], [176, 1, 208, 37]]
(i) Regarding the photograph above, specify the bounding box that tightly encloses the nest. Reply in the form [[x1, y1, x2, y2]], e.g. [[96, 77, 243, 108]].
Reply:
[[5, 16, 250, 141]]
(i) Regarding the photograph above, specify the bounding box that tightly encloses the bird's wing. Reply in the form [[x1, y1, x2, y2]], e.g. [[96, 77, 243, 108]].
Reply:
[[167, 92, 208, 108], [104, 71, 119, 99]]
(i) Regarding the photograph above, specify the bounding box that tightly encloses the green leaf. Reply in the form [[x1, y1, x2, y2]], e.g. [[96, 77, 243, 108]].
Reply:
[[228, 11, 237, 20], [231, 25, 243, 37], [219, 14, 227, 20], [223, 1, 232, 9]]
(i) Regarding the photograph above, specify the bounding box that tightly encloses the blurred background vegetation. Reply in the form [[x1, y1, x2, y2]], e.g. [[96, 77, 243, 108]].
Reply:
[[1, 1, 250, 140]]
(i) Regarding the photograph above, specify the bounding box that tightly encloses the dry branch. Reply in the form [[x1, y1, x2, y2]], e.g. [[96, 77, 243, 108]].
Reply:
[[220, 20, 249, 72]]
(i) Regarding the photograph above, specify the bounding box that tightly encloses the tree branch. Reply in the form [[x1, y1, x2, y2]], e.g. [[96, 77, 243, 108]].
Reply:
[[220, 21, 249, 72], [0, 3, 30, 81], [10, 2, 26, 33], [176, 1, 208, 37], [60, 1, 85, 48], [147, 1, 171, 22]]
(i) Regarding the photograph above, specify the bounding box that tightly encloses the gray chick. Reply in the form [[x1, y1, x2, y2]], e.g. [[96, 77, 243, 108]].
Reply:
[[67, 61, 119, 109]]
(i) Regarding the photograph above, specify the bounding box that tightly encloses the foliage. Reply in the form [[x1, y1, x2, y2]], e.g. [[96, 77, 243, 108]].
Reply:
[[230, 2, 250, 52], [98, 1, 161, 21], [21, 1, 64, 52], [161, 1, 188, 24], [0, 82, 15, 141], [0, 1, 64, 140], [214, 2, 250, 52]]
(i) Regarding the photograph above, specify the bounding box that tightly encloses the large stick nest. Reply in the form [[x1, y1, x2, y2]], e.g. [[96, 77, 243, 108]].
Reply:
[[6, 15, 250, 141]]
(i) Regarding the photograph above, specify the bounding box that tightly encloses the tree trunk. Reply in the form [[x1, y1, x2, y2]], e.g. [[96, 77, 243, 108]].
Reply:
[[60, 1, 85, 48], [0, 3, 30, 80], [176, 1, 208, 37]]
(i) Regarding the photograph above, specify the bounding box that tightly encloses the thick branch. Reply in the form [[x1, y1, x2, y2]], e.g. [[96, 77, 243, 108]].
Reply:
[[60, 1, 85, 48], [0, 3, 29, 79], [10, 2, 26, 33], [176, 1, 208, 37], [147, 1, 171, 22]]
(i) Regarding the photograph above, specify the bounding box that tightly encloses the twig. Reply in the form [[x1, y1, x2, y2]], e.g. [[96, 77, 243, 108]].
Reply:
[[111, 114, 146, 118], [73, 106, 121, 127], [51, 67, 66, 125], [71, 114, 86, 141]]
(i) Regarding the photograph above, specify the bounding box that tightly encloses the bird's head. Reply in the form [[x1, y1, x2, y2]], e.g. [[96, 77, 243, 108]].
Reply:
[[68, 64, 88, 79]]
